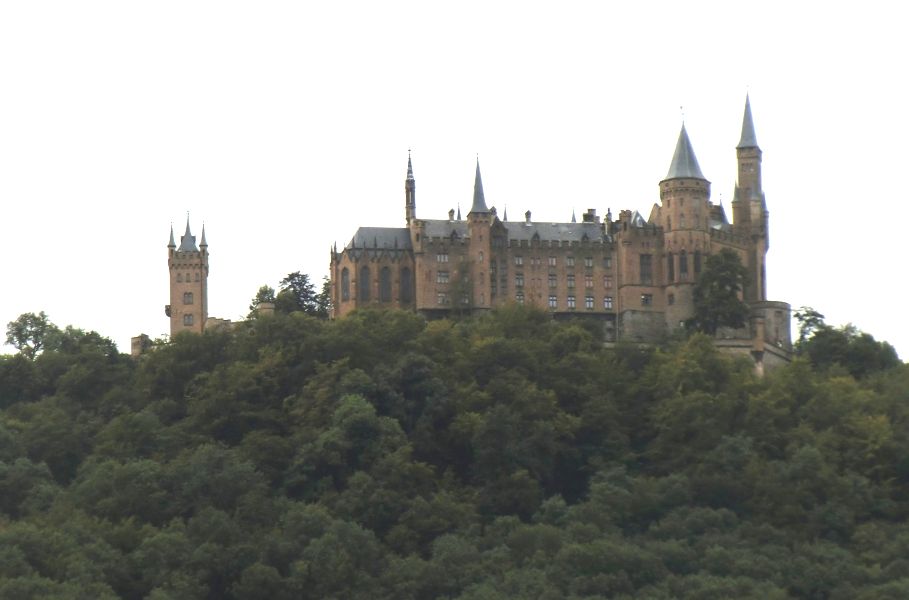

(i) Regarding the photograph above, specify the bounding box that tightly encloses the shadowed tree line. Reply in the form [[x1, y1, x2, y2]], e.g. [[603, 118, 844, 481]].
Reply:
[[0, 297, 905, 599]]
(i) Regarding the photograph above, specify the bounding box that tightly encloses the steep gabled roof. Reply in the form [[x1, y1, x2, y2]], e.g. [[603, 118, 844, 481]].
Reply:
[[737, 94, 759, 149]]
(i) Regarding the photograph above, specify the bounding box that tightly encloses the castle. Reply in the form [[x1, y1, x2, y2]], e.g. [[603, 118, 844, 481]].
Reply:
[[328, 96, 792, 369], [164, 219, 209, 336]]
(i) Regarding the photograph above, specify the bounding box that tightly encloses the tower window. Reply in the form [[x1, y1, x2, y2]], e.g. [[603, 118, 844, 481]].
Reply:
[[341, 268, 350, 301], [183, 314, 194, 326], [195, 272, 200, 282], [604, 296, 614, 309], [177, 273, 183, 282], [667, 252, 675, 282], [694, 251, 702, 274], [437, 270, 449, 284], [640, 254, 653, 285], [183, 292, 193, 305], [679, 251, 688, 279]]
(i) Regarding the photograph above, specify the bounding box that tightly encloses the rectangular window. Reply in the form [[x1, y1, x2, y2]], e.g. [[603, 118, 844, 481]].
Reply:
[[516, 292, 524, 305], [641, 293, 653, 306], [567, 274, 575, 288], [183, 292, 194, 305], [515, 273, 524, 287], [584, 257, 593, 268], [531, 257, 541, 266], [566, 256, 575, 267], [548, 295, 557, 309], [679, 252, 688, 278], [548, 256, 557, 267], [603, 256, 612, 268], [640, 254, 653, 284], [694, 251, 702, 275], [548, 274, 557, 288], [585, 275, 593, 289], [585, 295, 594, 309], [436, 253, 449, 263], [183, 314, 194, 326], [604, 275, 613, 289], [514, 256, 523, 266], [567, 295, 576, 309], [604, 296, 614, 309], [437, 292, 449, 305], [436, 270, 449, 284]]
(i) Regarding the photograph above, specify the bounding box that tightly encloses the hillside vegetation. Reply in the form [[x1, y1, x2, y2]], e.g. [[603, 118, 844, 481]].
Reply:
[[0, 306, 906, 599]]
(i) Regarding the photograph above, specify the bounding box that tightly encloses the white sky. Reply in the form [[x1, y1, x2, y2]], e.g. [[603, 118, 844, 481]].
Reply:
[[1, 1, 907, 359]]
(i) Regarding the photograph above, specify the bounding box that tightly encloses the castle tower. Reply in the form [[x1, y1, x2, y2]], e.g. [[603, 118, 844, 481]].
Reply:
[[660, 124, 712, 328], [165, 218, 209, 336], [732, 95, 768, 302], [405, 151, 416, 225], [466, 159, 492, 310]]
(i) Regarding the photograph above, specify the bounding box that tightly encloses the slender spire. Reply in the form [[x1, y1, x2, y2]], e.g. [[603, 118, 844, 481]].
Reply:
[[737, 94, 759, 149], [406, 149, 414, 180], [664, 124, 706, 181], [503, 205, 508, 221], [457, 204, 462, 220], [168, 224, 175, 248], [178, 215, 198, 252], [571, 208, 577, 223], [200, 223, 207, 247], [470, 159, 489, 214]]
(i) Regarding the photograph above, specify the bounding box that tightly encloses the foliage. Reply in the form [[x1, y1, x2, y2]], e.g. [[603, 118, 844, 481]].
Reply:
[[5, 312, 60, 360], [0, 305, 905, 598], [687, 249, 750, 335]]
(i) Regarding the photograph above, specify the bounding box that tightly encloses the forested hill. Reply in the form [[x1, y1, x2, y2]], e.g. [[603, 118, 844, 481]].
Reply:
[[0, 306, 906, 599]]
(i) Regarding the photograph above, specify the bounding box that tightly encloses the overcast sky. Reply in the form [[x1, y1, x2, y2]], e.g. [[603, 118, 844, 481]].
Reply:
[[1, 1, 907, 359]]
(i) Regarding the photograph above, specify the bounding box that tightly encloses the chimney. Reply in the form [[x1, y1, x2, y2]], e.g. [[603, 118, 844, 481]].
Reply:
[[525, 210, 532, 224], [448, 209, 455, 221]]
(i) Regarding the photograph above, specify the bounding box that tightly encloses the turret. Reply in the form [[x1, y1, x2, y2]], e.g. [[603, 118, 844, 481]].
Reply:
[[660, 124, 711, 234], [405, 151, 416, 225], [467, 159, 491, 310]]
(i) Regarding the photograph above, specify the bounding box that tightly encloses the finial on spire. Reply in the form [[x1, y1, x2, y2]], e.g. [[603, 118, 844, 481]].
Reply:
[[680, 105, 685, 123]]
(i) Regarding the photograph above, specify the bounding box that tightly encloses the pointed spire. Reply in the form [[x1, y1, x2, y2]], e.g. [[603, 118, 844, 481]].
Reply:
[[178, 214, 198, 252], [200, 223, 207, 247], [457, 204, 462, 220], [664, 124, 706, 181], [737, 94, 759, 149], [406, 149, 414, 181], [470, 159, 489, 214], [168, 224, 175, 248], [503, 205, 508, 221], [571, 208, 577, 223]]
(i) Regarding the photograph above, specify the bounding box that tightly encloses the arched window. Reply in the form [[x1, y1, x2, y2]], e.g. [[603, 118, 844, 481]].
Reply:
[[679, 250, 688, 279], [400, 267, 412, 303], [341, 268, 350, 301], [667, 252, 675, 282], [359, 266, 370, 301], [379, 267, 392, 302], [183, 292, 193, 305]]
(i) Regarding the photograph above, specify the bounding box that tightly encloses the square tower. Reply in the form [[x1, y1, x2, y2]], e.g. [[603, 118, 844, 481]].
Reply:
[[165, 219, 208, 336]]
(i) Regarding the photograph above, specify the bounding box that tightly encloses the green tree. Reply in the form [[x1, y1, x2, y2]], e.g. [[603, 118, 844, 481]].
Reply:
[[275, 271, 319, 315], [5, 312, 60, 360], [687, 249, 749, 335], [249, 285, 276, 316]]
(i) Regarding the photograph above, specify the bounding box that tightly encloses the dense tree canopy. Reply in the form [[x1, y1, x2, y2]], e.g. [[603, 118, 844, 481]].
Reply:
[[687, 249, 750, 335], [0, 306, 905, 598]]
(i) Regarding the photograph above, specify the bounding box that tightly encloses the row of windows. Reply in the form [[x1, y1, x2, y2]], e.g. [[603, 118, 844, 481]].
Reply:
[[666, 251, 702, 281], [514, 293, 614, 310], [515, 256, 610, 268], [340, 267, 413, 303], [514, 274, 613, 289], [176, 272, 201, 283]]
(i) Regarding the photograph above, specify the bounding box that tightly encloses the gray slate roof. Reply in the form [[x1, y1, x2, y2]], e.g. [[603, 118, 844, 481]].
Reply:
[[346, 227, 412, 250], [470, 161, 489, 213], [664, 125, 706, 181], [737, 94, 759, 149], [502, 221, 607, 242], [178, 220, 198, 252]]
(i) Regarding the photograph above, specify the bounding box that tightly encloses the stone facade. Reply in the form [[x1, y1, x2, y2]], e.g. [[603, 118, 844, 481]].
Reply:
[[330, 97, 792, 365], [165, 219, 209, 336]]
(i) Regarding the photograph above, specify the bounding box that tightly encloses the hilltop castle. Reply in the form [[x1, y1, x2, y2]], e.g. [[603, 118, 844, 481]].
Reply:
[[329, 97, 792, 369], [164, 219, 209, 336]]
